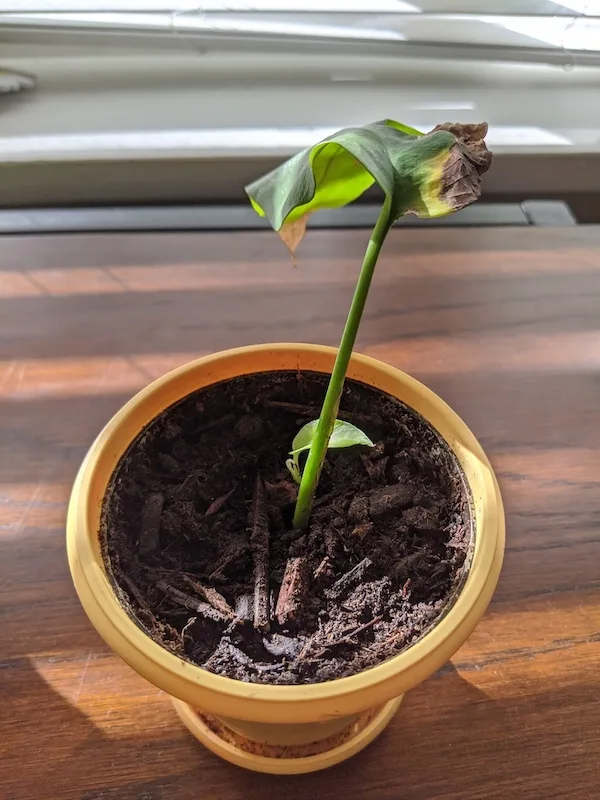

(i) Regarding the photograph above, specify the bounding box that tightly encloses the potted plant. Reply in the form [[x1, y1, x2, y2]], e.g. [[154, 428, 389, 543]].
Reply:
[[68, 119, 504, 775]]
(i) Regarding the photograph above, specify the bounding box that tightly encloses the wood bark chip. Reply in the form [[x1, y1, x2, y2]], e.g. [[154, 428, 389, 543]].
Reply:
[[335, 615, 381, 645], [349, 483, 416, 522], [208, 539, 248, 581], [204, 488, 234, 517], [360, 453, 389, 483], [251, 475, 270, 633], [315, 616, 381, 657], [275, 556, 309, 626], [326, 557, 375, 601], [314, 556, 331, 580], [205, 640, 284, 674], [234, 593, 253, 622], [156, 581, 230, 624], [351, 522, 374, 540], [121, 575, 152, 616], [138, 493, 163, 556], [181, 575, 236, 619]]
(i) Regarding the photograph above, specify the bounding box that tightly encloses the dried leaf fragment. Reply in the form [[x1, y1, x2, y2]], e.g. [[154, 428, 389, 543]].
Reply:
[[278, 215, 308, 266]]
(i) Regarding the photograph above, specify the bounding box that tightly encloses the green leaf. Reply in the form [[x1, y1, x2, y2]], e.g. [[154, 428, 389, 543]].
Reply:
[[291, 419, 374, 457], [245, 119, 491, 254]]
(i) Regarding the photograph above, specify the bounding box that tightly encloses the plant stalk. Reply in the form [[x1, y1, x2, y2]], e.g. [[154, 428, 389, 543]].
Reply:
[[292, 200, 393, 529]]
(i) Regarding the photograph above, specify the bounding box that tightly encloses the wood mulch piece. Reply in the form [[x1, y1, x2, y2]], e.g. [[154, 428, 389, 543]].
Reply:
[[250, 475, 270, 634]]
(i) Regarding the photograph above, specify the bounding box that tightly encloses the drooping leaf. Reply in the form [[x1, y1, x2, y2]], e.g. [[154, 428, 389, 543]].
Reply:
[[246, 119, 491, 254], [291, 419, 374, 457]]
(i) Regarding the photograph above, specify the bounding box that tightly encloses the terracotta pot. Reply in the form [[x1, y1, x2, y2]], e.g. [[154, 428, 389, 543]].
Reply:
[[67, 344, 504, 774]]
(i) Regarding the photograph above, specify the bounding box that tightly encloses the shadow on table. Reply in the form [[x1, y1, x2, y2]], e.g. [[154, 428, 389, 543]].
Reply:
[[3, 655, 595, 800], [1, 656, 200, 800], [217, 661, 595, 800]]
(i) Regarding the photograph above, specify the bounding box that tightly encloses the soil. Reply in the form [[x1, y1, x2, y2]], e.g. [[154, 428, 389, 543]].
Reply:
[[103, 371, 473, 685]]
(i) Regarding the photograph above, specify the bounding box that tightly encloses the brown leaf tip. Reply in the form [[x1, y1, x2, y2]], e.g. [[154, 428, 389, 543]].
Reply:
[[430, 121, 492, 212], [278, 215, 309, 266], [431, 121, 492, 176]]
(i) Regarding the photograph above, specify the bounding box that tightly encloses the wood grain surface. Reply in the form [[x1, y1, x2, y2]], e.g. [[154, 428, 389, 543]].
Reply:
[[1, 226, 599, 800]]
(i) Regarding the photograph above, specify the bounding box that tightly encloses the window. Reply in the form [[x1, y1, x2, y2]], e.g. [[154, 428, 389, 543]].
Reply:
[[1, 2, 599, 205]]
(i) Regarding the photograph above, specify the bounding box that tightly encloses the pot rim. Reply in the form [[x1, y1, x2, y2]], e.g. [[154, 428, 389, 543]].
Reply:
[[68, 343, 504, 712]]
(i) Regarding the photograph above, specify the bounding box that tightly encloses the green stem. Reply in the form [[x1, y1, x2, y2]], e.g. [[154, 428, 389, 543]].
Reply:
[[292, 200, 393, 529]]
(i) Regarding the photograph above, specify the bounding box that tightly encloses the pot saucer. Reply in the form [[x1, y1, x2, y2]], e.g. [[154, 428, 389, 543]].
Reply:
[[172, 695, 403, 774]]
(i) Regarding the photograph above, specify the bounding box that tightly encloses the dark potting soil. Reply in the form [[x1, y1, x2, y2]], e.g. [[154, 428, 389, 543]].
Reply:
[[103, 371, 473, 685]]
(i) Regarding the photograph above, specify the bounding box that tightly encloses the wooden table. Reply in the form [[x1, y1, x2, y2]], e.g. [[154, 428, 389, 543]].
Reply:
[[2, 226, 599, 800]]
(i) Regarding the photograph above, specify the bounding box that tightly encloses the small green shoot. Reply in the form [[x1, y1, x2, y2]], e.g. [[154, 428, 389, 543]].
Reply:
[[286, 419, 374, 484]]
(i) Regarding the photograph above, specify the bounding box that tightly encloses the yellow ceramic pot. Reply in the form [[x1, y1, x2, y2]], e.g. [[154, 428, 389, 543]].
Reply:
[[67, 344, 504, 774]]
